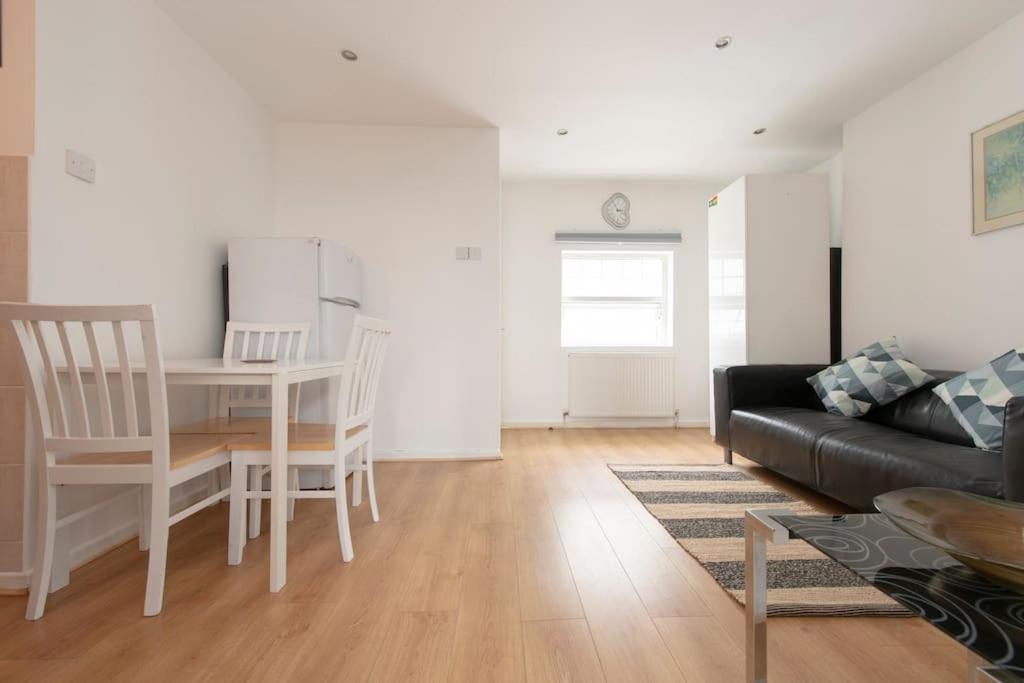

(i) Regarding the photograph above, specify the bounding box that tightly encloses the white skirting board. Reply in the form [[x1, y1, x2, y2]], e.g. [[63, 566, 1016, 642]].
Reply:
[[374, 449, 502, 461], [0, 571, 30, 593], [502, 419, 710, 429]]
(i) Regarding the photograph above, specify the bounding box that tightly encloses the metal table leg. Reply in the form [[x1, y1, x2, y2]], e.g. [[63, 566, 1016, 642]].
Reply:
[[969, 651, 1018, 682], [744, 508, 794, 683]]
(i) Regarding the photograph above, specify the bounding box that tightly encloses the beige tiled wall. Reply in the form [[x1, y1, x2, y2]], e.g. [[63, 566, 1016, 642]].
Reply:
[[0, 156, 29, 575]]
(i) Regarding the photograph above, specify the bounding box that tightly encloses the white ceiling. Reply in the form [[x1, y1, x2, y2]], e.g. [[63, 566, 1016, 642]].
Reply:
[[157, 0, 1022, 180]]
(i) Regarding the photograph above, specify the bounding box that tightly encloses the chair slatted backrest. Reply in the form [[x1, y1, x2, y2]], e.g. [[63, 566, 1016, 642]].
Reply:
[[0, 303, 170, 470], [221, 322, 310, 417], [337, 316, 392, 427]]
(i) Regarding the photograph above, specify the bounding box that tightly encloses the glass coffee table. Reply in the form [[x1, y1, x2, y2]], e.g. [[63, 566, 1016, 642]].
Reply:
[[744, 510, 1024, 683]]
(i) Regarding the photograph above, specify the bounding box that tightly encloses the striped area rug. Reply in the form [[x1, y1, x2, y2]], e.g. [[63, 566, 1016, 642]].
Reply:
[[610, 464, 909, 617]]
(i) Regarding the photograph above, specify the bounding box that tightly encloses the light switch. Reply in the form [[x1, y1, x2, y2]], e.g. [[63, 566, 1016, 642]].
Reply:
[[468, 247, 482, 260], [455, 246, 470, 260], [66, 150, 96, 183]]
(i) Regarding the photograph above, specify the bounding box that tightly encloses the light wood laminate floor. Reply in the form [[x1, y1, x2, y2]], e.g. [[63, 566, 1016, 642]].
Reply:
[[0, 429, 967, 681]]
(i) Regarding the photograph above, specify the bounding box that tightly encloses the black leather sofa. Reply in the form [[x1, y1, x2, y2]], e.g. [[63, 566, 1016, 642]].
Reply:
[[713, 364, 1024, 511]]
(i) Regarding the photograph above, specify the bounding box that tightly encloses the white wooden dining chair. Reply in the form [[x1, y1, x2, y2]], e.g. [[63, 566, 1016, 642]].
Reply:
[[218, 321, 311, 416], [227, 315, 392, 565], [218, 322, 310, 536], [1, 303, 241, 619]]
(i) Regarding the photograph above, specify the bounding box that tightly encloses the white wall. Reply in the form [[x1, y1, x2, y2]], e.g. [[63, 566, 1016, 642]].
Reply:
[[27, 0, 274, 577], [842, 11, 1024, 368], [809, 153, 843, 247], [502, 180, 720, 427], [32, 0, 274, 357], [273, 123, 501, 458]]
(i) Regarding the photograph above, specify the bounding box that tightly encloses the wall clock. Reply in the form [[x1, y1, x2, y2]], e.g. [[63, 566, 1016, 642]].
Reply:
[[602, 192, 631, 230]]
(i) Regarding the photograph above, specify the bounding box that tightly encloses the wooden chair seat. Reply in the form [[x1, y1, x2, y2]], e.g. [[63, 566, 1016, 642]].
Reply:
[[172, 416, 286, 435], [67, 434, 245, 470], [226, 421, 366, 451], [174, 416, 365, 450]]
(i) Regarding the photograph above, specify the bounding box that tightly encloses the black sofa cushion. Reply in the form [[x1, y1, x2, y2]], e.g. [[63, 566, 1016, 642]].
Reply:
[[730, 403, 1004, 512], [730, 407, 851, 489], [813, 419, 1004, 511], [862, 371, 974, 448]]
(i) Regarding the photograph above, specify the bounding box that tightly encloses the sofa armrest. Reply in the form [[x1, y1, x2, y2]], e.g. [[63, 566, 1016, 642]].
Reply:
[[1001, 397, 1024, 502], [713, 364, 827, 449]]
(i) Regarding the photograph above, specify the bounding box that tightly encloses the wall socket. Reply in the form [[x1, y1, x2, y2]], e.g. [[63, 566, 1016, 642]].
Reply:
[[66, 149, 96, 183]]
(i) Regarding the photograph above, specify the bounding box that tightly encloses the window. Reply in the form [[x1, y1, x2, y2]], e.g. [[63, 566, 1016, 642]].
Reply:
[[708, 253, 746, 340], [561, 250, 673, 347], [708, 254, 744, 298]]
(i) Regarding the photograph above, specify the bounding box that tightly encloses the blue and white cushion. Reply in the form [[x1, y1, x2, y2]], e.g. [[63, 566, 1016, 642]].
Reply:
[[933, 347, 1024, 451], [807, 338, 934, 418]]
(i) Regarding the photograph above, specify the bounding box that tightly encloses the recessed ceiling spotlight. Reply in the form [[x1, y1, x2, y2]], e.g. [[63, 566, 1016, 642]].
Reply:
[[752, 127, 767, 135], [340, 49, 358, 62], [714, 36, 732, 50], [556, 128, 569, 136]]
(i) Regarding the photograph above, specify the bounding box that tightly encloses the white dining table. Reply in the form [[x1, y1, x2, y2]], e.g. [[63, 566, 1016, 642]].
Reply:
[[70, 357, 346, 593]]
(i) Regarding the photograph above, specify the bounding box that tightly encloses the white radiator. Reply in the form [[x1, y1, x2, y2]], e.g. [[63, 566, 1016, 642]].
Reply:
[[568, 352, 675, 418]]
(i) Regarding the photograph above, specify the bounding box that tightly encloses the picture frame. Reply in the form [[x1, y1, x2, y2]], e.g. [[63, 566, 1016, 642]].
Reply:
[[972, 109, 1024, 235]]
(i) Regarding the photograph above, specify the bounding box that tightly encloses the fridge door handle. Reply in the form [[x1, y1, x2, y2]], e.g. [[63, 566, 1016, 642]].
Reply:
[[319, 296, 361, 309]]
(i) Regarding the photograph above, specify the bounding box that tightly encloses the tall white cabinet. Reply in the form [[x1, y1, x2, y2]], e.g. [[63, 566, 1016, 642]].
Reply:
[[708, 174, 831, 434]]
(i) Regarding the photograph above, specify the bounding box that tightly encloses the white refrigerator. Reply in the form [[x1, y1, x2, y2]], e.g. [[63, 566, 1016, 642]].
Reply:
[[228, 236, 363, 423]]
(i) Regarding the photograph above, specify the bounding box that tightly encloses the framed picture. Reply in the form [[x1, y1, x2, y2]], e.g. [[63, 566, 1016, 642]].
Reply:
[[973, 109, 1024, 235]]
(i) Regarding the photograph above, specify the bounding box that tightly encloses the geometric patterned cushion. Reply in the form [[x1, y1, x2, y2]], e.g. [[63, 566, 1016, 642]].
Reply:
[[807, 337, 935, 418], [932, 347, 1024, 451]]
